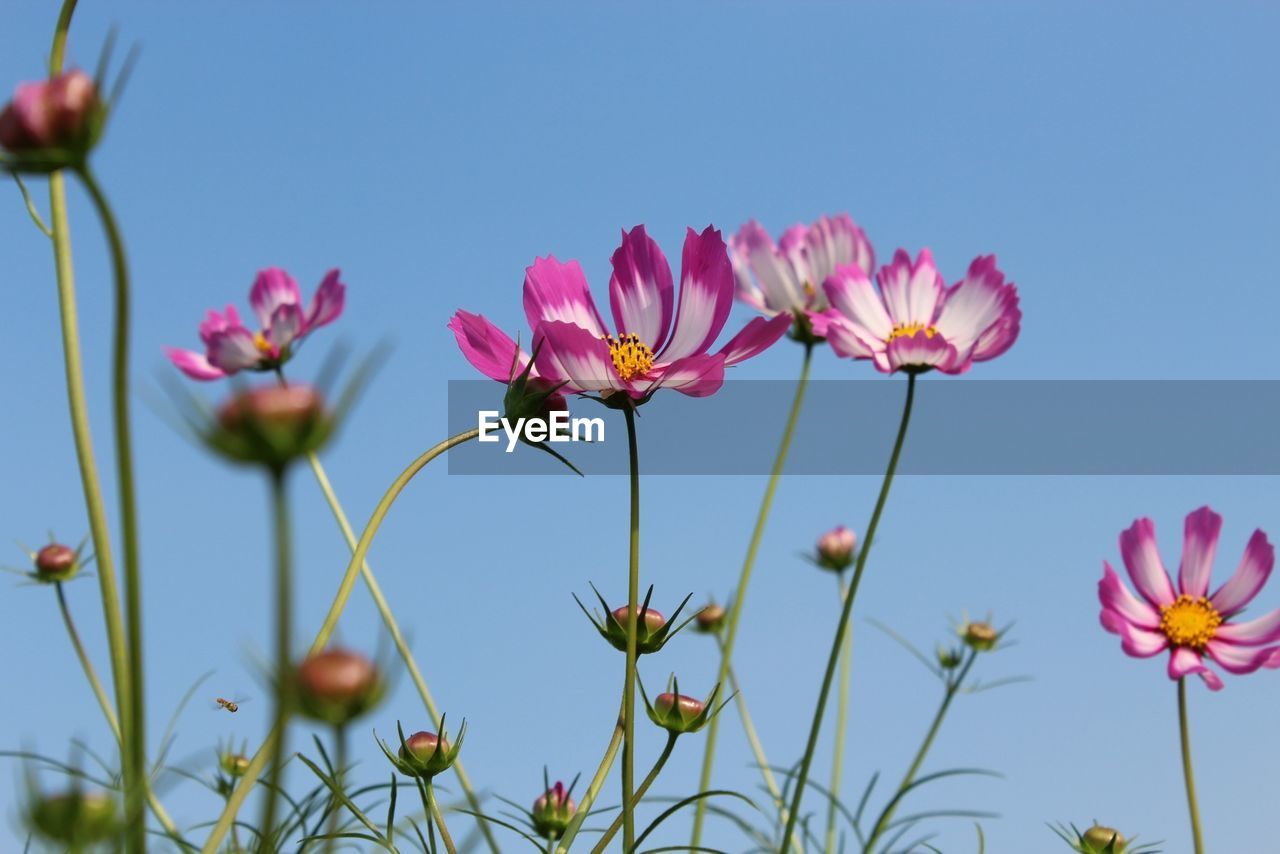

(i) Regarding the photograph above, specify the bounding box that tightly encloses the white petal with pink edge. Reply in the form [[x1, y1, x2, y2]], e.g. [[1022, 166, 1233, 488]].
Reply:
[[659, 227, 734, 362], [532, 320, 626, 396], [249, 268, 302, 329], [1098, 562, 1161, 629], [1177, 506, 1222, 599], [1211, 528, 1274, 616], [609, 226, 674, 353], [1167, 647, 1224, 690], [523, 256, 608, 339], [1118, 517, 1177, 607]]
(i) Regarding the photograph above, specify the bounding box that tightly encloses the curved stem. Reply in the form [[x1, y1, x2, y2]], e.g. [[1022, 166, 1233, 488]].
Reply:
[[782, 373, 917, 848], [863, 649, 975, 851], [200, 430, 478, 853], [592, 732, 678, 854], [77, 165, 148, 850], [304, 452, 500, 854], [258, 469, 294, 845], [692, 343, 813, 846], [55, 581, 122, 739], [621, 405, 642, 851], [427, 782, 459, 854], [554, 706, 624, 854], [826, 578, 854, 854], [1178, 678, 1205, 854]]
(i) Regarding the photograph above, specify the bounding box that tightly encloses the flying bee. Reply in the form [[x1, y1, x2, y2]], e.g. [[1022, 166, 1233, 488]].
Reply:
[[214, 696, 249, 713]]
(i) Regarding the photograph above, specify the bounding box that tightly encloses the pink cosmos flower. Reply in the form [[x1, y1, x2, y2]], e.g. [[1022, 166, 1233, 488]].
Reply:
[[730, 214, 874, 337], [0, 70, 98, 153], [1099, 506, 1280, 691], [165, 268, 346, 380], [523, 225, 791, 402], [822, 249, 1020, 374]]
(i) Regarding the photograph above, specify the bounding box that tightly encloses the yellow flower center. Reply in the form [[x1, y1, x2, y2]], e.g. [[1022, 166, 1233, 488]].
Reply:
[[607, 333, 654, 381], [886, 322, 938, 341], [253, 331, 274, 354], [1159, 595, 1222, 649]]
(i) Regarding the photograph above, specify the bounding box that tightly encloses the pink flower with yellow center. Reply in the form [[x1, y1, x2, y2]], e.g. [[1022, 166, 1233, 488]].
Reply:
[[730, 214, 875, 337], [523, 225, 791, 402], [821, 248, 1020, 374], [1099, 506, 1280, 691], [165, 268, 345, 380]]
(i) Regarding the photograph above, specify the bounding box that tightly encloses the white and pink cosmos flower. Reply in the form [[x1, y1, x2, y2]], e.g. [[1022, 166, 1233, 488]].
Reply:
[[730, 214, 875, 337], [822, 249, 1020, 374], [452, 225, 790, 402], [165, 268, 346, 380], [1099, 506, 1280, 691]]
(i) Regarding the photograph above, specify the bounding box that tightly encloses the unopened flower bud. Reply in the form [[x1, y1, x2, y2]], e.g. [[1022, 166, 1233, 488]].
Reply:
[[694, 603, 726, 634], [218, 752, 250, 777], [961, 621, 999, 652], [210, 385, 333, 469], [936, 645, 963, 669], [398, 731, 458, 779], [34, 543, 79, 582], [605, 605, 668, 653], [0, 71, 100, 157], [652, 693, 706, 734], [295, 649, 383, 726], [815, 526, 856, 572], [531, 781, 576, 840], [27, 789, 117, 846], [1081, 825, 1126, 853]]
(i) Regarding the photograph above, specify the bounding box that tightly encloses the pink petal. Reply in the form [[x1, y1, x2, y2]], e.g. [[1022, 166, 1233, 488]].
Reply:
[[933, 255, 1020, 363], [883, 330, 958, 374], [164, 347, 226, 381], [198, 305, 246, 346], [532, 320, 626, 396], [1168, 647, 1224, 690], [1119, 517, 1177, 608], [801, 214, 875, 300], [876, 248, 943, 328], [717, 314, 791, 366], [823, 264, 893, 342], [1178, 506, 1222, 598], [608, 225, 674, 353], [523, 256, 608, 339], [731, 220, 805, 314], [658, 226, 734, 362], [1101, 608, 1168, 657], [1211, 529, 1275, 616], [206, 327, 263, 375], [1215, 608, 1280, 646], [1098, 561, 1160, 630], [248, 268, 302, 329], [266, 303, 304, 351], [824, 314, 878, 360], [306, 268, 346, 331], [1205, 640, 1280, 675], [447, 310, 527, 383], [645, 353, 726, 398]]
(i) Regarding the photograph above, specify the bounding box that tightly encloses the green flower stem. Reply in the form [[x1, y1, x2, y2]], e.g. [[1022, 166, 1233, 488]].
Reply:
[[55, 582, 122, 739], [692, 342, 813, 847], [325, 725, 347, 854], [592, 731, 679, 854], [200, 429, 478, 853], [826, 578, 854, 854], [553, 704, 624, 854], [258, 469, 294, 846], [1178, 678, 1205, 854], [782, 372, 917, 848], [427, 781, 459, 854], [863, 647, 976, 851], [621, 404, 642, 851], [304, 451, 500, 854], [76, 165, 148, 851]]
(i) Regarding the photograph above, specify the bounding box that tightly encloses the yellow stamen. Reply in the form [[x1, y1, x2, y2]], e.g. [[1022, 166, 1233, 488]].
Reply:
[[606, 333, 654, 381], [1159, 595, 1222, 650], [886, 322, 938, 341], [253, 331, 273, 354]]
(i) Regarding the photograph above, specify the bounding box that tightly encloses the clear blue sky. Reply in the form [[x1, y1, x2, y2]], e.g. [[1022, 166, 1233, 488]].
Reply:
[[3, 2, 1279, 851]]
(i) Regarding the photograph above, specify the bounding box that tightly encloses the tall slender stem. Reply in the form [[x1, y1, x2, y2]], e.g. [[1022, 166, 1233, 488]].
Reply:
[[782, 373, 917, 848], [1178, 678, 1205, 854], [56, 582, 121, 741], [201, 430, 478, 853], [593, 732, 678, 853], [692, 343, 813, 846], [325, 725, 347, 854], [553, 705, 624, 854], [826, 577, 854, 854], [427, 782, 459, 854], [77, 166, 147, 850], [621, 405, 642, 851], [863, 649, 975, 851], [259, 469, 293, 845]]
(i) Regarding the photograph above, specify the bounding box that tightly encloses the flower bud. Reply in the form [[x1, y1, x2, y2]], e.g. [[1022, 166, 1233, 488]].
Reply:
[[605, 605, 668, 653], [936, 645, 963, 670], [1081, 825, 1126, 853], [694, 603, 726, 634], [531, 781, 576, 840], [209, 385, 333, 469], [295, 649, 383, 727], [961, 621, 999, 652], [398, 730, 458, 779], [218, 752, 251, 777], [651, 693, 707, 734], [34, 543, 79, 582], [815, 526, 856, 572], [0, 71, 100, 156], [27, 789, 117, 846]]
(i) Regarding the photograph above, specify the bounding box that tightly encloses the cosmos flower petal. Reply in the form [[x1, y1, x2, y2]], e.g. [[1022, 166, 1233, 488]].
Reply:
[[448, 310, 528, 383], [647, 353, 726, 398], [717, 314, 792, 366], [267, 303, 304, 350], [659, 226, 735, 362], [532, 319, 625, 395], [824, 264, 893, 341], [884, 330, 958, 374], [824, 314, 878, 360], [164, 347, 226, 381], [1211, 529, 1275, 616], [306, 268, 346, 330], [609, 225, 674, 352], [1168, 647, 1224, 690], [802, 214, 875, 294], [1215, 607, 1280, 646], [1178, 506, 1222, 599], [198, 305, 247, 346], [877, 249, 943, 327], [730, 220, 805, 315], [206, 327, 263, 374], [1101, 608, 1168, 656], [248, 267, 302, 329], [1098, 561, 1161, 629], [1119, 517, 1177, 608], [934, 255, 1020, 360], [523, 256, 608, 339], [1205, 640, 1280, 675]]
